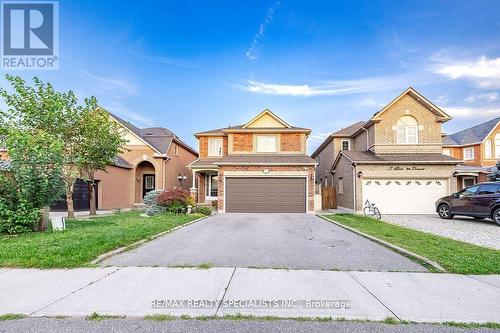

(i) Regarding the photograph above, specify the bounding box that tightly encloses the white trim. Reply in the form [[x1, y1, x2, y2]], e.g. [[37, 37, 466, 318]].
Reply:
[[340, 139, 350, 151], [463, 147, 474, 160], [462, 176, 476, 188], [108, 114, 163, 155], [242, 109, 292, 129], [208, 138, 223, 157], [205, 173, 218, 200], [481, 119, 500, 143]]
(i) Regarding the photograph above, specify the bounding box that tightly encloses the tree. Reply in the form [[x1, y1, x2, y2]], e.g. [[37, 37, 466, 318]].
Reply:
[[77, 106, 126, 215], [0, 75, 94, 218], [488, 161, 500, 182], [0, 130, 64, 233]]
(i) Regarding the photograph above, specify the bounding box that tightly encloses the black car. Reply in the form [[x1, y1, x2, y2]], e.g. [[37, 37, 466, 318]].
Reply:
[[436, 182, 500, 226]]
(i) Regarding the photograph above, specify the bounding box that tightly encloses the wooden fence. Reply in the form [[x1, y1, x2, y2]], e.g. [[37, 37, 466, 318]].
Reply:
[[321, 185, 337, 210]]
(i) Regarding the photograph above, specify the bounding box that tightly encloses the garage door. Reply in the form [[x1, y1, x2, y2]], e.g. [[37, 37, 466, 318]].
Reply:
[[226, 177, 306, 213], [362, 179, 448, 214]]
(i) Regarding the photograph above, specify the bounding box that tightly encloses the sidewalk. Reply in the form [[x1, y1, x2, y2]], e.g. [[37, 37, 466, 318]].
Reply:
[[0, 267, 499, 324]]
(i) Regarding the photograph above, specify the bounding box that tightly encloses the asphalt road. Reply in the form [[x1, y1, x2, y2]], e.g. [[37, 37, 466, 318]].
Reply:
[[0, 318, 497, 333], [101, 213, 426, 271]]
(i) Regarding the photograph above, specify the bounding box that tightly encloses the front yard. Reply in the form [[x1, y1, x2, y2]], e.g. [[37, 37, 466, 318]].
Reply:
[[0, 211, 201, 268], [324, 214, 500, 275]]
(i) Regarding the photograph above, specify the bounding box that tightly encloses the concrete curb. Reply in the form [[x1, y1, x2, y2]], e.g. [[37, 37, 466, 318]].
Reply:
[[90, 215, 209, 265], [316, 214, 446, 273]]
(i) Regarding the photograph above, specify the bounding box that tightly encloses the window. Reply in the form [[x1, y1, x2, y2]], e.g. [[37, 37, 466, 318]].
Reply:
[[396, 116, 418, 144], [477, 184, 500, 195], [496, 133, 500, 158], [463, 147, 474, 160], [174, 144, 179, 156], [338, 178, 344, 194], [460, 185, 479, 197], [208, 138, 223, 156], [341, 140, 350, 150], [462, 177, 476, 188], [256, 135, 277, 153], [205, 174, 218, 198], [485, 139, 493, 159], [144, 175, 155, 190], [442, 149, 451, 156]]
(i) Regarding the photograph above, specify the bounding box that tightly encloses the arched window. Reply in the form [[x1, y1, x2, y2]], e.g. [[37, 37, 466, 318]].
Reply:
[[396, 116, 418, 144], [495, 133, 500, 158]]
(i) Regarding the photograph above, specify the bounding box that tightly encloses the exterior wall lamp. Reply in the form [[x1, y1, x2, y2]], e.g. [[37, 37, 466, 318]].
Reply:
[[357, 171, 363, 178], [452, 171, 459, 177], [177, 173, 187, 186]]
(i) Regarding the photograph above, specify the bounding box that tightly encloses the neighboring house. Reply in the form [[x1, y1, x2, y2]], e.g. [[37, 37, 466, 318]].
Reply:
[[188, 109, 317, 213], [48, 113, 198, 210], [312, 121, 365, 187], [314, 87, 461, 214], [442, 117, 500, 189]]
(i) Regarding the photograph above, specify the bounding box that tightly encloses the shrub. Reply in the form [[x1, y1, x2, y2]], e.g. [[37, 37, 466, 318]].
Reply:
[[143, 190, 162, 206], [195, 206, 212, 216], [156, 189, 190, 214], [186, 196, 195, 207], [144, 204, 167, 216]]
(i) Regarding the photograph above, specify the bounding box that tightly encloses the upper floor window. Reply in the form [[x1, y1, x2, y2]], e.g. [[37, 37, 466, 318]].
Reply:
[[174, 144, 179, 156], [442, 148, 451, 156], [341, 139, 350, 151], [485, 139, 493, 159], [463, 147, 474, 160], [396, 116, 418, 144], [496, 133, 500, 158], [208, 138, 223, 156], [256, 135, 277, 153]]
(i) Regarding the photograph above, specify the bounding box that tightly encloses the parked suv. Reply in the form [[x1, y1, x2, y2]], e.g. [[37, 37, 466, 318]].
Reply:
[[436, 182, 500, 226]]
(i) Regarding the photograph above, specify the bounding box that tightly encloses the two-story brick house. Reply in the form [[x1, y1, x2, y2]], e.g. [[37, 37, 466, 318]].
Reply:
[[188, 110, 317, 213], [442, 117, 500, 189], [314, 87, 461, 214]]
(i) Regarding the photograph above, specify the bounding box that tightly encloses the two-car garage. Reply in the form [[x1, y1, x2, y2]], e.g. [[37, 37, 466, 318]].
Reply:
[[225, 177, 307, 213]]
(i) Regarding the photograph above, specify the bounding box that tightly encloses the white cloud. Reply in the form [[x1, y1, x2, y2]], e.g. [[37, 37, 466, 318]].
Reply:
[[105, 104, 154, 127], [77, 68, 140, 97], [465, 92, 498, 103], [434, 56, 500, 88], [246, 1, 280, 60], [240, 76, 407, 97], [443, 106, 500, 118], [128, 48, 195, 68], [309, 133, 330, 142]]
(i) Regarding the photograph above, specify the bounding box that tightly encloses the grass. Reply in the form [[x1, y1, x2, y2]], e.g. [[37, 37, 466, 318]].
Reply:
[[0, 211, 202, 268], [86, 313, 124, 321], [324, 214, 500, 274], [0, 314, 25, 321], [144, 314, 176, 321]]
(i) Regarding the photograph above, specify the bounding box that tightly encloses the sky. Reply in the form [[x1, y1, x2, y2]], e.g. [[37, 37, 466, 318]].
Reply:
[[1, 0, 500, 152]]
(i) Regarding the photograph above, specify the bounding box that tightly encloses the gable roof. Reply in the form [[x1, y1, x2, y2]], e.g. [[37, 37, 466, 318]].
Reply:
[[369, 87, 451, 124], [194, 110, 310, 137], [109, 113, 198, 156], [443, 117, 500, 146], [311, 121, 366, 158], [242, 109, 292, 129]]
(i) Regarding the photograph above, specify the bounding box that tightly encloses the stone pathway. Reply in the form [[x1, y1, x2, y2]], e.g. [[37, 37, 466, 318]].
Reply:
[[382, 215, 500, 249]]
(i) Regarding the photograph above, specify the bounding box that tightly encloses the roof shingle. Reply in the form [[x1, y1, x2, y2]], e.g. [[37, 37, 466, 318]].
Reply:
[[443, 117, 500, 146]]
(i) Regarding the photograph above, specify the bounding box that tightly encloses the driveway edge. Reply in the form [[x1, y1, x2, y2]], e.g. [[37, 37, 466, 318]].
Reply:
[[316, 214, 446, 272], [90, 215, 209, 265]]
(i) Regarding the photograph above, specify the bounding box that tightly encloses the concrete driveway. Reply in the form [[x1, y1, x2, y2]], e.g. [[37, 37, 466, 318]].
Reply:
[[382, 215, 500, 250], [101, 214, 425, 271]]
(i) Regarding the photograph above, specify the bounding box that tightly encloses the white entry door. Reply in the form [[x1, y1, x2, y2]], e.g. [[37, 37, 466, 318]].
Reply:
[[362, 179, 448, 214]]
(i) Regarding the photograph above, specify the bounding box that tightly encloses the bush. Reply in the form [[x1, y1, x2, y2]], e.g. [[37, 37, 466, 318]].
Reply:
[[195, 206, 212, 216], [144, 203, 167, 216], [143, 190, 162, 206], [157, 189, 190, 213]]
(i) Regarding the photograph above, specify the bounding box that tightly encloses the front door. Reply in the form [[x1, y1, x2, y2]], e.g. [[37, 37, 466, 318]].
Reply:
[[143, 174, 155, 198]]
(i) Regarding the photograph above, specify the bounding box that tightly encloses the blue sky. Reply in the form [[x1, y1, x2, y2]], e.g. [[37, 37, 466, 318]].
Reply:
[[2, 0, 500, 152]]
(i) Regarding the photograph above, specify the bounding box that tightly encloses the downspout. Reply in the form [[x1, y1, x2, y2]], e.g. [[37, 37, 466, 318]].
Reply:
[[352, 163, 357, 213]]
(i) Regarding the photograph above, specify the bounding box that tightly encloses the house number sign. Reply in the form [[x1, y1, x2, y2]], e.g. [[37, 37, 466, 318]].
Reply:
[[388, 166, 426, 171]]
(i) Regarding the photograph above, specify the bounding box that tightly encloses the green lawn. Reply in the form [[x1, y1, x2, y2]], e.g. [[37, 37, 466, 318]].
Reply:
[[0, 211, 201, 268], [324, 214, 500, 275]]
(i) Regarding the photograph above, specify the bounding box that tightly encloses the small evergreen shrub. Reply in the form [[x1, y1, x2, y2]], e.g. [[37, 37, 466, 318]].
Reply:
[[144, 204, 167, 216], [143, 190, 162, 206], [195, 206, 212, 216]]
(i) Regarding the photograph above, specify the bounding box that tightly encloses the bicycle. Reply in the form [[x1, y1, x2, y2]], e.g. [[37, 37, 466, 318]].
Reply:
[[363, 199, 381, 219]]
